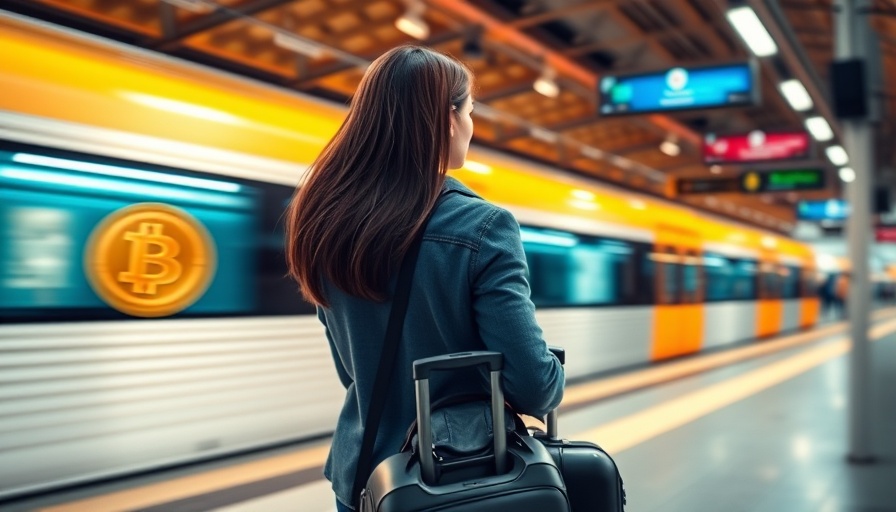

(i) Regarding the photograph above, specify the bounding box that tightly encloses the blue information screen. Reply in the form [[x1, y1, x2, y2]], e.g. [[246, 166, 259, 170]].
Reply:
[[797, 200, 850, 221], [599, 62, 757, 115]]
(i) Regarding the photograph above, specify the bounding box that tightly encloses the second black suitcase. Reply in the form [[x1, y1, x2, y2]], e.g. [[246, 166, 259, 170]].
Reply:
[[533, 347, 626, 511]]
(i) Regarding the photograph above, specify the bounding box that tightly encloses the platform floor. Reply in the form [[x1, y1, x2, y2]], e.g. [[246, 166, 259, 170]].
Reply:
[[6, 311, 896, 512]]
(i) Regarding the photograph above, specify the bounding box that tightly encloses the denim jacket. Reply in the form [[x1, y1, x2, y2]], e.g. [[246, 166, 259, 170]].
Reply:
[[317, 176, 565, 508]]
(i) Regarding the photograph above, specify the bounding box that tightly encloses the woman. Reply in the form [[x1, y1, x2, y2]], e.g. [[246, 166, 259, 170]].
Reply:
[[285, 45, 565, 511]]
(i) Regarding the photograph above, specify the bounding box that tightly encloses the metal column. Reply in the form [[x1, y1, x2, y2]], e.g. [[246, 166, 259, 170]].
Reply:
[[834, 0, 876, 463]]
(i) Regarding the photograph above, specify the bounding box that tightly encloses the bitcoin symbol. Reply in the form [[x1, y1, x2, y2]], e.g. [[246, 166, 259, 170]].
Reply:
[[85, 203, 216, 318], [118, 222, 183, 294]]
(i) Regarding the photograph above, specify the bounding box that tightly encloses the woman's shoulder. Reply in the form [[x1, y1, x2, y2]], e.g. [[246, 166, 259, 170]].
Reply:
[[429, 177, 513, 245], [440, 176, 506, 215]]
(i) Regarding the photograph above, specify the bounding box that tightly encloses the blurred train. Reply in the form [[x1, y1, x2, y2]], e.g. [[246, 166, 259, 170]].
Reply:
[[0, 12, 819, 499]]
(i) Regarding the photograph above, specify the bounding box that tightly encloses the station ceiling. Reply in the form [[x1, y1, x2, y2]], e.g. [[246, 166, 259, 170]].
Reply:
[[8, 0, 895, 233]]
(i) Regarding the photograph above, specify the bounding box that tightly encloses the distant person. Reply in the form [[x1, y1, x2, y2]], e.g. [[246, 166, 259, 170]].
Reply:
[[835, 273, 850, 319], [284, 45, 564, 512], [820, 274, 834, 319]]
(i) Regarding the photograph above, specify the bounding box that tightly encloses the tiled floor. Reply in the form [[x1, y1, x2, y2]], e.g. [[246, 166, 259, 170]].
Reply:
[[616, 333, 896, 512]]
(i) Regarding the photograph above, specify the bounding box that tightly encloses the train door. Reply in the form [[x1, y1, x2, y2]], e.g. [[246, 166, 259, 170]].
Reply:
[[650, 227, 704, 360], [756, 253, 784, 338]]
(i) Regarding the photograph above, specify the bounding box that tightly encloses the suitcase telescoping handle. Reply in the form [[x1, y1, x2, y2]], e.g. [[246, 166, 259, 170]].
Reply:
[[412, 351, 505, 485], [546, 346, 565, 439]]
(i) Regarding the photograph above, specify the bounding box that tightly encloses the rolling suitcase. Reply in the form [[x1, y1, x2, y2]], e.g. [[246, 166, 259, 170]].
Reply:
[[360, 351, 571, 512], [533, 347, 626, 511]]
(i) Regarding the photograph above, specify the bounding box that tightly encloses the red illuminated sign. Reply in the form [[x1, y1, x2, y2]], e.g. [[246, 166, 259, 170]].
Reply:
[[703, 131, 811, 164], [876, 226, 896, 243]]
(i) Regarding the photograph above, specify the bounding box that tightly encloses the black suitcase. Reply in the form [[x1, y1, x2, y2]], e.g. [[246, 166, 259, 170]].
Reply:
[[533, 347, 626, 511], [360, 351, 571, 512]]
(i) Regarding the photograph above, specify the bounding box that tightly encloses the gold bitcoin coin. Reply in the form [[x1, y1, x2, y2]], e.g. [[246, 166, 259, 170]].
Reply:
[[84, 203, 216, 318]]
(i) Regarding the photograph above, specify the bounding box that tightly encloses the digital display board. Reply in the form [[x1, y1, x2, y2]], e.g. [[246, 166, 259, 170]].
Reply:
[[740, 169, 826, 193], [797, 200, 850, 221], [703, 131, 811, 164], [676, 177, 740, 195], [599, 62, 758, 116], [876, 226, 896, 243]]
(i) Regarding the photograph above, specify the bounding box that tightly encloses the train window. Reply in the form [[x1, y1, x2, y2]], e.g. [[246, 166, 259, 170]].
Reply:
[[733, 260, 758, 300], [637, 244, 656, 304], [681, 251, 703, 304], [704, 254, 758, 301], [781, 265, 801, 299], [0, 142, 313, 323], [521, 227, 645, 307], [759, 263, 782, 300]]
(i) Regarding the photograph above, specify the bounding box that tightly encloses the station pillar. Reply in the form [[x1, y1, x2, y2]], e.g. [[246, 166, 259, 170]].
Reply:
[[834, 0, 877, 463]]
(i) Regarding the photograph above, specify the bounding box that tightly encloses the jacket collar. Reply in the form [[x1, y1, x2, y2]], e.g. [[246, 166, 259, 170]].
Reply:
[[443, 175, 482, 199]]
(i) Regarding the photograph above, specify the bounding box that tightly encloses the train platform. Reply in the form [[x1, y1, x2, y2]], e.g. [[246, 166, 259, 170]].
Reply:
[[5, 310, 896, 512]]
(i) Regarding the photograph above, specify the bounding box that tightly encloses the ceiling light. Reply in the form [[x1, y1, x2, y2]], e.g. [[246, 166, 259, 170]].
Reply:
[[610, 156, 632, 169], [839, 167, 856, 182], [533, 67, 560, 98], [779, 79, 813, 111], [805, 116, 834, 141], [462, 28, 485, 60], [395, 2, 429, 40], [581, 146, 604, 159], [826, 145, 849, 166], [726, 6, 778, 57], [160, 0, 212, 13], [529, 127, 558, 143], [659, 137, 680, 157], [273, 32, 325, 58]]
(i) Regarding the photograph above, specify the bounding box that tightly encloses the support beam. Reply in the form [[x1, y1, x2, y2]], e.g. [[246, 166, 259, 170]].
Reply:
[[149, 0, 296, 51], [508, 0, 613, 29], [288, 30, 464, 87], [476, 81, 538, 103]]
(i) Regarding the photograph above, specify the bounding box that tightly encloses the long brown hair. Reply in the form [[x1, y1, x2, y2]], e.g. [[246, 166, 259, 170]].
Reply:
[[285, 46, 471, 307]]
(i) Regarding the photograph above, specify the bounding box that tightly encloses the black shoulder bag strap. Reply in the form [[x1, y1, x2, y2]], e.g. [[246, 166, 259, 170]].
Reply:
[[351, 209, 433, 508]]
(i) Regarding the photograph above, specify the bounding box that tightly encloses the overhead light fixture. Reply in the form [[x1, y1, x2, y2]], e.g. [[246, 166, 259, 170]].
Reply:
[[529, 127, 558, 143], [462, 27, 485, 60], [533, 66, 560, 98], [395, 2, 429, 40], [726, 6, 778, 57], [581, 146, 605, 159], [779, 79, 813, 112], [610, 155, 632, 169], [659, 136, 680, 157], [160, 0, 213, 13], [805, 116, 834, 141], [273, 32, 325, 59], [826, 145, 849, 166], [839, 167, 856, 182]]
